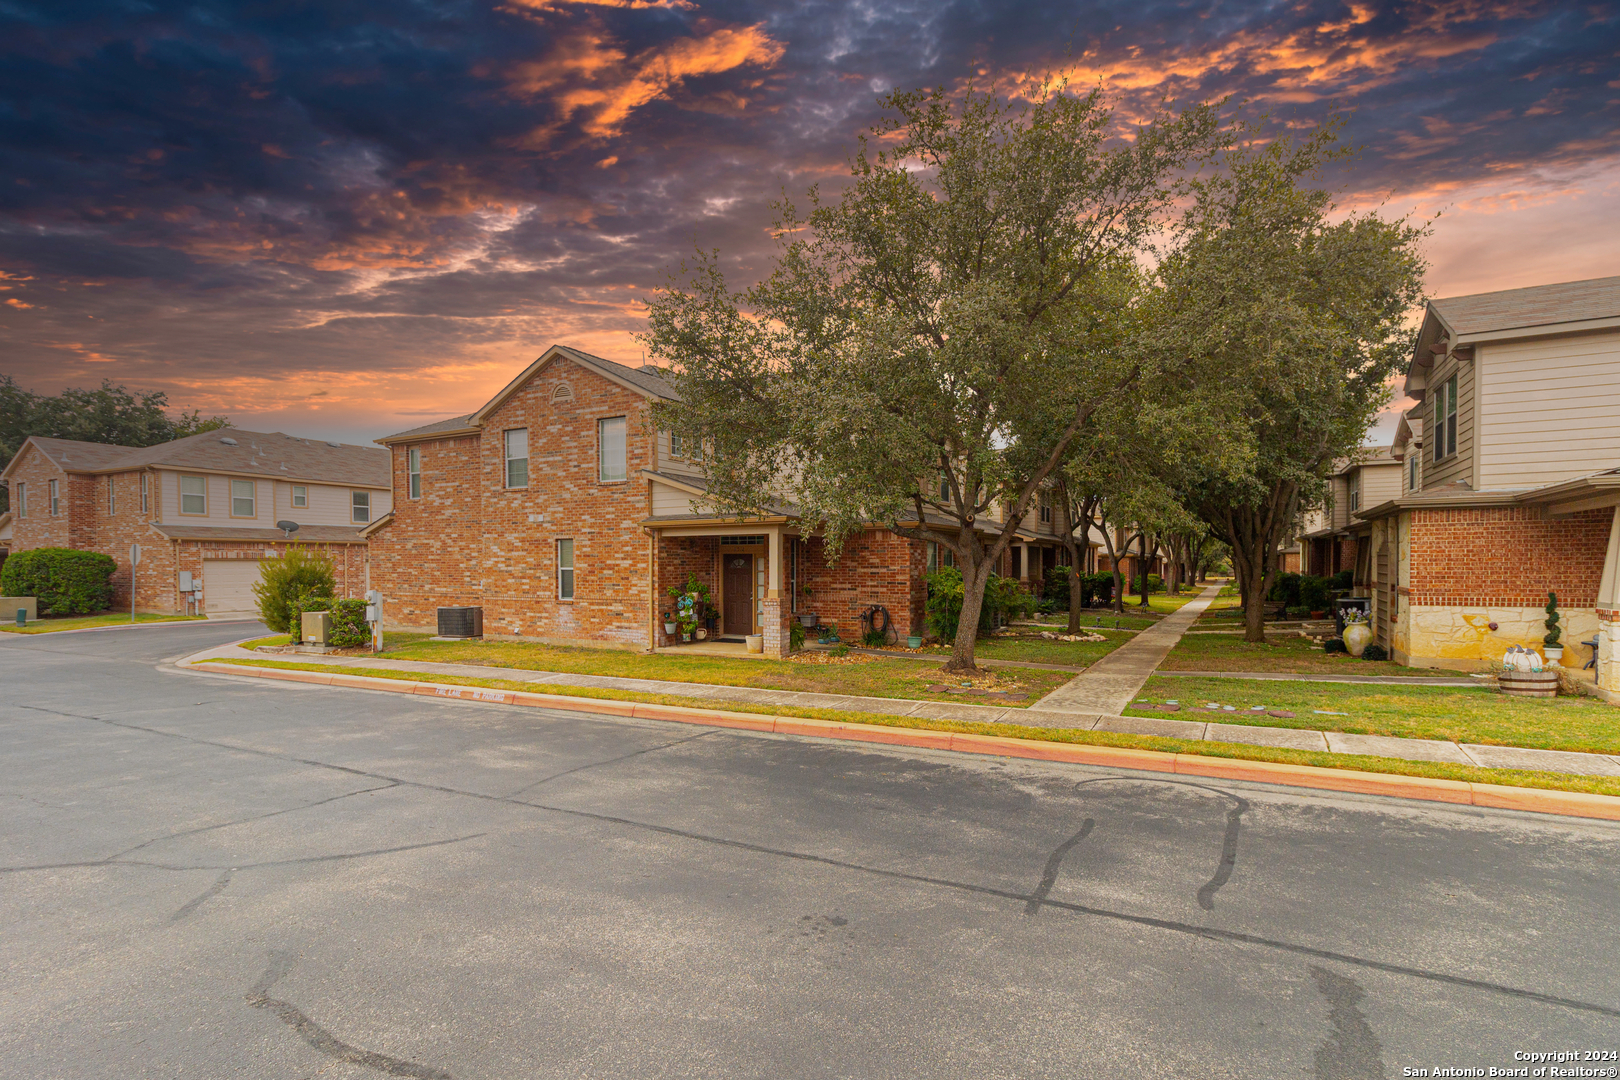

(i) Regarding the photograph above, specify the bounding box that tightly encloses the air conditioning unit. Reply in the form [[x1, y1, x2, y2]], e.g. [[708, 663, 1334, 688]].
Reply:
[[436, 606, 483, 639]]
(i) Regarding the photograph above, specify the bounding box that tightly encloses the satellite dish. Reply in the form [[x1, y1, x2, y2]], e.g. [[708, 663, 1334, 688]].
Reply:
[[277, 520, 301, 538]]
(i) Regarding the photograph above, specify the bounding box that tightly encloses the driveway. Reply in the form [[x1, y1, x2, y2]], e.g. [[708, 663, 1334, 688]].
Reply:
[[2, 622, 1617, 1078]]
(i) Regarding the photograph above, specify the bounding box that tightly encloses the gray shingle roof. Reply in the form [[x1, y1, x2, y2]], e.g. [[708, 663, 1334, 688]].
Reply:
[[379, 414, 477, 442], [24, 437, 143, 472], [14, 429, 389, 487], [554, 345, 679, 401], [153, 523, 369, 543], [1432, 275, 1620, 336]]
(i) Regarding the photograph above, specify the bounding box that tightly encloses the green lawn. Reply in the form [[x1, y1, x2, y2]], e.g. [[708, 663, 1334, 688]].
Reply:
[[1160, 631, 1441, 676], [1125, 676, 1620, 755], [208, 657, 1620, 798], [373, 636, 1074, 707], [917, 627, 1134, 666], [0, 612, 209, 634]]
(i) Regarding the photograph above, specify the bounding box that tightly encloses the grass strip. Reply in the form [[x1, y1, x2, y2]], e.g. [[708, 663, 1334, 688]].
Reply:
[[206, 657, 1620, 798], [1, 613, 210, 634]]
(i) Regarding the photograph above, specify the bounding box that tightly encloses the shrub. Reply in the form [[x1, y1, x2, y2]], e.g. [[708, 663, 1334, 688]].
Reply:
[[0, 547, 116, 615], [828, 643, 850, 658], [1143, 573, 1163, 595], [1544, 591, 1561, 647], [1323, 638, 1347, 654], [327, 599, 370, 648], [981, 574, 1035, 631], [1362, 644, 1388, 661], [1083, 573, 1114, 607], [789, 621, 806, 652], [1330, 570, 1354, 590], [1298, 575, 1333, 613], [1286, 605, 1311, 619], [252, 546, 335, 634], [862, 627, 888, 648], [1266, 572, 1302, 608], [925, 567, 965, 641], [1044, 565, 1072, 607]]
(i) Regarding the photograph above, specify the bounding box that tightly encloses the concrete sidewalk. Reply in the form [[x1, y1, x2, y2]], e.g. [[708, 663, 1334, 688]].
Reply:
[[1033, 582, 1226, 714], [191, 639, 1620, 778]]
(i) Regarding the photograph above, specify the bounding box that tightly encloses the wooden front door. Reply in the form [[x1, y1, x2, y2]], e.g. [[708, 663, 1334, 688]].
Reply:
[[722, 554, 753, 636]]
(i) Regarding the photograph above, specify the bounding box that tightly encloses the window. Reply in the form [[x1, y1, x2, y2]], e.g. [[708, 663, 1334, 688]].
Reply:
[[1435, 375, 1458, 460], [49, 479, 59, 516], [504, 429, 529, 488], [557, 538, 575, 599], [938, 472, 950, 500], [407, 446, 421, 499], [108, 481, 116, 516], [1039, 492, 1052, 524], [669, 432, 684, 459], [352, 491, 370, 523], [140, 473, 148, 515], [926, 541, 955, 570], [180, 475, 206, 515], [1348, 477, 1360, 513], [15, 482, 24, 518], [598, 417, 626, 482], [1409, 456, 1419, 492], [231, 479, 256, 517], [291, 485, 307, 508]]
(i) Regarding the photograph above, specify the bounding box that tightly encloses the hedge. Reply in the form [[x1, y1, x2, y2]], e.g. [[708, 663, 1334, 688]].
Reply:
[[0, 547, 117, 615]]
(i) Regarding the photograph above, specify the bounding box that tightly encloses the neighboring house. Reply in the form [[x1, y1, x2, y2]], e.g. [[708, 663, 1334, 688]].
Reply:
[[1298, 446, 1403, 589], [367, 344, 1132, 657], [0, 429, 390, 616], [1351, 274, 1620, 694]]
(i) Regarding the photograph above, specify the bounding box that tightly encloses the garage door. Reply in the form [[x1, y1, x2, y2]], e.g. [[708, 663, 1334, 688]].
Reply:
[[203, 559, 263, 617]]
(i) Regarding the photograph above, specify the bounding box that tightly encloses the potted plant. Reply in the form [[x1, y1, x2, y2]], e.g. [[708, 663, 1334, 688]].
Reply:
[[798, 585, 818, 627], [1543, 591, 1564, 664], [1342, 609, 1373, 658], [665, 574, 712, 646]]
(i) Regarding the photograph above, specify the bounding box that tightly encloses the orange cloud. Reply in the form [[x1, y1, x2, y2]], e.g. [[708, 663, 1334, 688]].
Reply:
[[505, 0, 693, 10]]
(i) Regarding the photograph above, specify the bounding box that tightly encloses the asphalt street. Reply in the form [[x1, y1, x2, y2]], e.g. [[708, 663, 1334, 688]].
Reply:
[[3, 620, 1619, 1079]]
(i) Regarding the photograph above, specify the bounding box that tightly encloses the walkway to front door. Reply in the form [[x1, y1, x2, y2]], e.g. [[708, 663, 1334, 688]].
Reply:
[[722, 554, 753, 637]]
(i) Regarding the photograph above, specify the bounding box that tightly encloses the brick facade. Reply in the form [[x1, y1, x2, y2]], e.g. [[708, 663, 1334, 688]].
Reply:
[[1408, 506, 1609, 606], [799, 529, 927, 642]]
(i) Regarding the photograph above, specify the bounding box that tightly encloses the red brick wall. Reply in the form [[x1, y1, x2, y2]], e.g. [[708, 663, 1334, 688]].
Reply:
[[655, 536, 718, 642], [367, 433, 482, 629], [180, 540, 366, 615], [1408, 506, 1610, 606], [800, 529, 926, 640], [7, 444, 71, 550]]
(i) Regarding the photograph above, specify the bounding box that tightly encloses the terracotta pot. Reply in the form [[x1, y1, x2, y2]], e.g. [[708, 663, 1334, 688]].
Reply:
[[1343, 622, 1372, 658]]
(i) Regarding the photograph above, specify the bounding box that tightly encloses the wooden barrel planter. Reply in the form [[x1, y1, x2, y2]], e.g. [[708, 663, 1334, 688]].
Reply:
[[1499, 669, 1559, 698]]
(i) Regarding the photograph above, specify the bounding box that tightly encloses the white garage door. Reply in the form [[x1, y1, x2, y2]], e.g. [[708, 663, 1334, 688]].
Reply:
[[204, 559, 263, 617]]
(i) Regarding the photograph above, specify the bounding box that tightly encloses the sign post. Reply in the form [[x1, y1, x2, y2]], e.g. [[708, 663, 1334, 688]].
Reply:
[[366, 589, 382, 654], [129, 543, 141, 624]]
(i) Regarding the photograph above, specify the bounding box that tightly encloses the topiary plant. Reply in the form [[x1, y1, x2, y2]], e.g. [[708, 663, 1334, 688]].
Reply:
[[1544, 591, 1561, 647]]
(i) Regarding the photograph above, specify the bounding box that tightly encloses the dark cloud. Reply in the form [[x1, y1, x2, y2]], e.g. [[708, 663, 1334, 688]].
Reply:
[[0, 0, 1616, 441]]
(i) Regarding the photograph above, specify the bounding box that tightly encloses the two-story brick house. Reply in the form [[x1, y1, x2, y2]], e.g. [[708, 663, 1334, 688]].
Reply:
[[1350, 275, 1620, 694], [1, 429, 389, 616], [368, 344, 1119, 657]]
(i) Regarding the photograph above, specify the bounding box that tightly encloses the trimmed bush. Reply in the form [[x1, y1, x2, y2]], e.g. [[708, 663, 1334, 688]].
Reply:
[[327, 598, 370, 648], [1044, 565, 1073, 607], [1323, 638, 1347, 654], [1298, 575, 1333, 613], [252, 546, 335, 634], [1266, 572, 1302, 608], [0, 547, 116, 615], [1362, 644, 1389, 661], [926, 567, 1035, 639], [1329, 569, 1353, 590]]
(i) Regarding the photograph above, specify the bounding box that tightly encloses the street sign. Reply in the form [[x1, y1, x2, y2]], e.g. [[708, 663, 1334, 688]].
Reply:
[[130, 543, 141, 567]]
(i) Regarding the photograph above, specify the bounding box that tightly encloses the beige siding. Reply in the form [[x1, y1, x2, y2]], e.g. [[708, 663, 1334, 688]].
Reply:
[[1477, 328, 1620, 489], [1358, 461, 1402, 513], [159, 470, 390, 527], [656, 430, 706, 479], [651, 480, 707, 517], [1329, 476, 1351, 529], [1426, 353, 1476, 489]]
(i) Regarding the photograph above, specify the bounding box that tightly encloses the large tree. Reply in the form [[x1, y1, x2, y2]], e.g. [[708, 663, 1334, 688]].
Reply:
[[644, 82, 1223, 672], [0, 377, 228, 512], [1158, 120, 1428, 642]]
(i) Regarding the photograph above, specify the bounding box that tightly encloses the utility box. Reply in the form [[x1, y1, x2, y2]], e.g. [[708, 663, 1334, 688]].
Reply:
[[301, 610, 332, 645], [1, 597, 37, 624], [436, 606, 483, 639]]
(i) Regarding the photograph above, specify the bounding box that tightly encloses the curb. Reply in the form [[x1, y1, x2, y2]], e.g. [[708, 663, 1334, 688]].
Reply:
[[182, 660, 1620, 822]]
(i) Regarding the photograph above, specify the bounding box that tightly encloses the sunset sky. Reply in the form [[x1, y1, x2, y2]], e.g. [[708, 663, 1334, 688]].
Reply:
[[2, 0, 1617, 446]]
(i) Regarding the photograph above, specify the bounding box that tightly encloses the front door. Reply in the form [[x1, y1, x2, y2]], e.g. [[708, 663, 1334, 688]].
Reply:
[[723, 554, 753, 636]]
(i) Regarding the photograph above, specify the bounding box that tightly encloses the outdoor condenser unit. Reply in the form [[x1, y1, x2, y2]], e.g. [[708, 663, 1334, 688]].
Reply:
[[436, 606, 483, 639]]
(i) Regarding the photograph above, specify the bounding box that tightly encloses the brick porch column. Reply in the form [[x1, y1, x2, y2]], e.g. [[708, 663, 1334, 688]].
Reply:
[[761, 596, 791, 658]]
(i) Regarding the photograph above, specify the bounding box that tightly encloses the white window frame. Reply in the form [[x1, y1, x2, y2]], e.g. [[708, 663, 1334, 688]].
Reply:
[[49, 478, 59, 517], [407, 446, 421, 499], [15, 482, 24, 518], [1039, 493, 1052, 525], [598, 417, 627, 483], [504, 429, 529, 489], [1348, 476, 1359, 513], [140, 473, 148, 515], [291, 484, 307, 509], [108, 480, 116, 517], [557, 538, 575, 600], [351, 490, 370, 524], [180, 475, 207, 515], [231, 479, 256, 518], [669, 432, 684, 459]]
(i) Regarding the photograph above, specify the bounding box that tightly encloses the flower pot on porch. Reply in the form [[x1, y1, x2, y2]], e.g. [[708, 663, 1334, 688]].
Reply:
[[664, 621, 678, 637], [907, 635, 922, 649], [799, 613, 819, 628], [744, 633, 764, 653], [1544, 644, 1565, 665]]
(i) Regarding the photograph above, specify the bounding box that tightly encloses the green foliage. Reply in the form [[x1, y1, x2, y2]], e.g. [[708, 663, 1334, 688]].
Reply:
[[1323, 638, 1348, 654], [1267, 572, 1302, 607], [1298, 575, 1334, 613], [789, 621, 806, 652], [1362, 644, 1389, 662], [252, 546, 335, 634], [1143, 573, 1164, 595], [1544, 591, 1561, 647], [862, 628, 888, 648], [925, 567, 966, 642], [327, 599, 370, 649], [1330, 570, 1354, 590], [665, 573, 712, 635], [1082, 573, 1115, 607], [828, 643, 851, 658], [983, 575, 1037, 630], [1044, 564, 1073, 607], [0, 375, 227, 513], [0, 547, 116, 614]]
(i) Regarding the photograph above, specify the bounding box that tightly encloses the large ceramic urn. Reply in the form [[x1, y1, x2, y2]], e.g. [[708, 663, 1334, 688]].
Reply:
[[1343, 621, 1373, 658]]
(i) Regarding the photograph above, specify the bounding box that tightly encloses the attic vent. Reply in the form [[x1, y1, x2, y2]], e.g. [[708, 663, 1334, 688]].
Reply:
[[551, 383, 574, 403], [219, 437, 238, 445]]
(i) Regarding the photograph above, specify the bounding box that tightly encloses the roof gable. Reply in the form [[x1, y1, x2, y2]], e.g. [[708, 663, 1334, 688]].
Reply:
[[470, 344, 676, 426]]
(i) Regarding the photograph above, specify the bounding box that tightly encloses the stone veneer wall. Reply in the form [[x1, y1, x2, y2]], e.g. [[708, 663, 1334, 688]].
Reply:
[[1396, 506, 1611, 669]]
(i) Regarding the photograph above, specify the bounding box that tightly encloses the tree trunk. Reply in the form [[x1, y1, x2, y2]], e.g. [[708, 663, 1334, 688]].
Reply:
[[944, 551, 994, 674]]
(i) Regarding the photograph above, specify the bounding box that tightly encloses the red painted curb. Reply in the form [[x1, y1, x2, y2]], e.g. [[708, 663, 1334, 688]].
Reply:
[[182, 661, 1620, 821]]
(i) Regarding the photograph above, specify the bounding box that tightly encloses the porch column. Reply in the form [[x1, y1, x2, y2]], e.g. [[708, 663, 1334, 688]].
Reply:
[[762, 525, 790, 658], [1596, 509, 1620, 694]]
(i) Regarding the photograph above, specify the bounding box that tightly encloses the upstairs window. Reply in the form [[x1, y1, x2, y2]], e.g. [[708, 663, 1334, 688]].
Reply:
[[49, 478, 59, 516], [1435, 375, 1459, 460], [598, 417, 626, 482], [16, 482, 24, 518], [108, 481, 116, 516], [1039, 492, 1052, 524], [180, 475, 207, 515], [407, 446, 421, 499], [669, 432, 684, 459], [557, 538, 575, 599], [1348, 477, 1360, 513], [231, 479, 255, 517], [504, 429, 529, 488], [140, 474, 148, 515], [352, 491, 370, 523], [938, 472, 950, 501], [1409, 456, 1419, 492], [291, 485, 307, 508]]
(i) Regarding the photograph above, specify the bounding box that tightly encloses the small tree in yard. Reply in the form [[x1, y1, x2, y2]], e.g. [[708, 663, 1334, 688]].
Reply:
[[252, 546, 335, 634], [1159, 118, 1428, 643], [645, 82, 1224, 672]]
